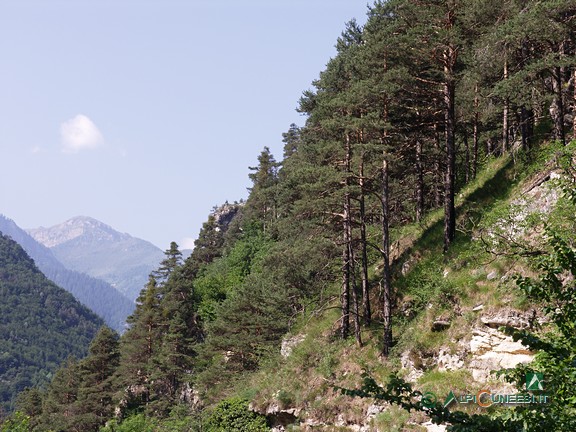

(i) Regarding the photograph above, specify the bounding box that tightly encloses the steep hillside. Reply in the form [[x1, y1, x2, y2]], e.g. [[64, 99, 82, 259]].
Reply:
[[0, 233, 103, 414], [28, 216, 164, 301], [4, 1, 576, 430], [0, 215, 134, 332], [242, 146, 574, 431]]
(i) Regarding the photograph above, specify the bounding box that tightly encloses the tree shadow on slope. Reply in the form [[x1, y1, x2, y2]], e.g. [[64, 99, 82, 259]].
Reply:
[[393, 156, 516, 271]]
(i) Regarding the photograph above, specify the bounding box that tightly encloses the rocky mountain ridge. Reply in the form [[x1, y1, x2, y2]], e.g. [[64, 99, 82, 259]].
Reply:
[[28, 216, 165, 301], [27, 216, 131, 248]]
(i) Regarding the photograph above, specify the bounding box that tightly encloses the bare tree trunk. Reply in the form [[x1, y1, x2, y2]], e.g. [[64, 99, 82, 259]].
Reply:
[[347, 216, 362, 346], [573, 67, 576, 141], [464, 129, 470, 183], [520, 106, 529, 151], [343, 133, 361, 345], [341, 232, 350, 339], [473, 84, 479, 179], [341, 135, 351, 340], [415, 140, 424, 222], [434, 124, 443, 208], [503, 53, 510, 153], [552, 66, 566, 145], [381, 156, 392, 356], [359, 157, 371, 326], [519, 40, 533, 151], [443, 44, 457, 252]]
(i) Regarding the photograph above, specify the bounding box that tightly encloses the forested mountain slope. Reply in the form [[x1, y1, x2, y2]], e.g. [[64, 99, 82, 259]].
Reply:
[[0, 233, 103, 415], [0, 215, 134, 333], [3, 0, 576, 431]]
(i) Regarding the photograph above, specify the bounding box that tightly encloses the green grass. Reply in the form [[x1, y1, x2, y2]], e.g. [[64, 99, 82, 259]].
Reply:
[[225, 141, 566, 430]]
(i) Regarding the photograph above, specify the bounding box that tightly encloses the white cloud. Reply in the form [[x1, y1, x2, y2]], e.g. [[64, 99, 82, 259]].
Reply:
[[60, 114, 103, 153], [30, 145, 43, 154], [180, 237, 196, 250]]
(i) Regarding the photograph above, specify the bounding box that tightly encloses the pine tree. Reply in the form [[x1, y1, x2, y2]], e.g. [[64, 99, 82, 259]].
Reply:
[[153, 242, 183, 285], [116, 276, 162, 411], [74, 326, 120, 431], [14, 388, 42, 430], [147, 269, 198, 416], [246, 147, 279, 233], [39, 357, 82, 431]]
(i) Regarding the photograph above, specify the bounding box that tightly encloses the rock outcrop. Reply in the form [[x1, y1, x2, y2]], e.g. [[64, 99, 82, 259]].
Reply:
[[401, 308, 537, 384], [280, 334, 306, 358], [468, 326, 534, 382]]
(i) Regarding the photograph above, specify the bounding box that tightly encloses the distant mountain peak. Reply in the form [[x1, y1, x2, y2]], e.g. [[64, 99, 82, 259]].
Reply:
[[28, 215, 131, 247], [26, 215, 164, 301]]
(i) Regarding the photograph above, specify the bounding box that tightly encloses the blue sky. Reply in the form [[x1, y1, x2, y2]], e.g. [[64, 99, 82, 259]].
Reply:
[[1, 0, 369, 249]]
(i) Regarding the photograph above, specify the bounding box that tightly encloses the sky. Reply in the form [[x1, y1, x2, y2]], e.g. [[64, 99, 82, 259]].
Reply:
[[0, 0, 369, 250]]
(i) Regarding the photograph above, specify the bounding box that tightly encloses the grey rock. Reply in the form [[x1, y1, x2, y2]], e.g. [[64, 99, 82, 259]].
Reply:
[[469, 326, 534, 382], [280, 334, 306, 358], [437, 347, 466, 372], [486, 271, 498, 280], [432, 320, 451, 332], [480, 309, 531, 329]]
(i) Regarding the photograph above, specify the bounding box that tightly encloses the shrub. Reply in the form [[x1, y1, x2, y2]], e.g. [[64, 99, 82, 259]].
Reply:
[[204, 397, 268, 432]]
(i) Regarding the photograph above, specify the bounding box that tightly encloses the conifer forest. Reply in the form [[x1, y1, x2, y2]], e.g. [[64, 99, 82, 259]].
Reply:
[[3, 1, 576, 431]]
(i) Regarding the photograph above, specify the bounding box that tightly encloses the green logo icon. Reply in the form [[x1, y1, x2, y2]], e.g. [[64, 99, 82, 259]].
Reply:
[[526, 373, 544, 391], [421, 391, 437, 408], [444, 390, 457, 408]]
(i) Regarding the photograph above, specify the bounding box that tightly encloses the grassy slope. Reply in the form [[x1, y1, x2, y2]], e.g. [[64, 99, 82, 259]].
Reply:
[[233, 142, 567, 431]]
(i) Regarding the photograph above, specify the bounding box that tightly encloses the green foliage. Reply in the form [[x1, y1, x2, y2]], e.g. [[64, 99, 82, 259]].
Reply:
[[194, 226, 271, 323], [100, 408, 202, 432], [116, 242, 200, 418], [99, 414, 157, 432], [341, 210, 576, 430], [339, 373, 512, 431], [204, 398, 268, 432], [0, 412, 30, 432], [0, 233, 103, 414]]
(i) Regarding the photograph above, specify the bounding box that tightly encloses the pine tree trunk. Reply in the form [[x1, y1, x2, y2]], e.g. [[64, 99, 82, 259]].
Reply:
[[464, 129, 470, 183], [341, 210, 350, 340], [347, 216, 362, 347], [443, 45, 457, 252], [341, 134, 352, 340], [473, 84, 479, 179], [415, 140, 424, 222], [503, 53, 509, 154], [359, 158, 371, 326], [434, 124, 443, 208], [381, 156, 392, 356], [521, 106, 529, 151], [573, 67, 576, 140], [552, 66, 566, 145], [341, 133, 361, 344], [520, 40, 533, 151]]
